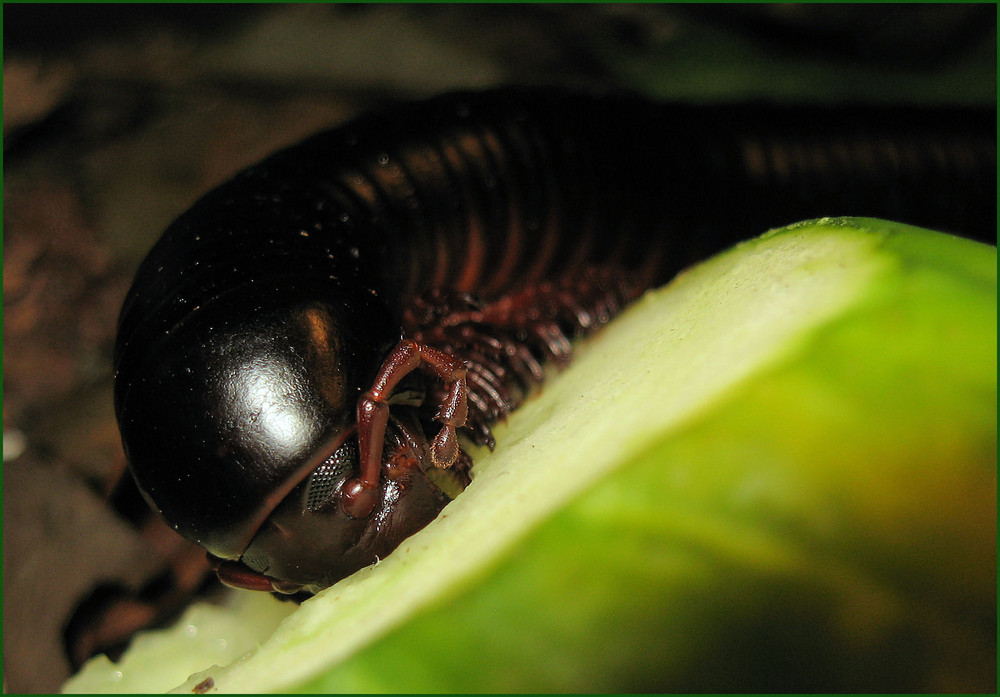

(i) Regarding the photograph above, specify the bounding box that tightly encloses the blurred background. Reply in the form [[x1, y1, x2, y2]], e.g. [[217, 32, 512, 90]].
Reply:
[[3, 4, 996, 693]]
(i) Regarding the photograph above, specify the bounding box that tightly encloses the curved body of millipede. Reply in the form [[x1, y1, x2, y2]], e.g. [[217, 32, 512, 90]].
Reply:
[[111, 88, 995, 598]]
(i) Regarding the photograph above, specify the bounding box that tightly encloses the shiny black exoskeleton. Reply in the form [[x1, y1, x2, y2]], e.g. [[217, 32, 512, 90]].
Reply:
[[114, 88, 996, 595]]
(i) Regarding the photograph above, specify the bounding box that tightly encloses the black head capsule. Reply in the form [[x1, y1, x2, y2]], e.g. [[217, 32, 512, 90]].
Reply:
[[116, 282, 456, 592], [114, 189, 456, 591]]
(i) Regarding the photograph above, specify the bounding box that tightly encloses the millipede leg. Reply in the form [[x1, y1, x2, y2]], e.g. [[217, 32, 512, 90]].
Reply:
[[342, 340, 468, 519]]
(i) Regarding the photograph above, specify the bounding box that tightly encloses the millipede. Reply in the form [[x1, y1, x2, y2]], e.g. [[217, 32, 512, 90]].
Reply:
[[89, 87, 993, 648]]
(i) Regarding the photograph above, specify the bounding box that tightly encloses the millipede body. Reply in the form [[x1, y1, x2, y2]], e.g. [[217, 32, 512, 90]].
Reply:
[[113, 88, 996, 596]]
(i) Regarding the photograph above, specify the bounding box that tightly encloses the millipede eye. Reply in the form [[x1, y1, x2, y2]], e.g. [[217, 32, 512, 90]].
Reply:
[[241, 550, 270, 574], [305, 440, 358, 512]]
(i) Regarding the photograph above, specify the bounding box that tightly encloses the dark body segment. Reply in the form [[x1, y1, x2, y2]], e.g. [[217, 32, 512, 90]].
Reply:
[[113, 89, 996, 593]]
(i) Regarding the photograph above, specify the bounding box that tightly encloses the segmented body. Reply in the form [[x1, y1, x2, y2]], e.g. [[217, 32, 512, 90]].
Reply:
[[113, 89, 995, 597], [117, 91, 995, 346]]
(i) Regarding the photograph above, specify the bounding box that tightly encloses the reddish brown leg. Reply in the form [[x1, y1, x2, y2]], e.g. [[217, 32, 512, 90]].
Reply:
[[341, 339, 468, 519], [400, 269, 640, 449], [342, 269, 637, 519]]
